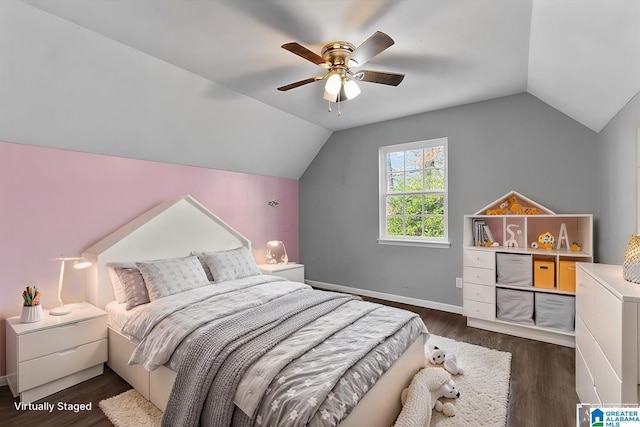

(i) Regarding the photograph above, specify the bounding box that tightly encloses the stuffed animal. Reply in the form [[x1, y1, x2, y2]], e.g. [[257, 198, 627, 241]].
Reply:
[[426, 345, 465, 375], [393, 367, 459, 427], [508, 195, 524, 215]]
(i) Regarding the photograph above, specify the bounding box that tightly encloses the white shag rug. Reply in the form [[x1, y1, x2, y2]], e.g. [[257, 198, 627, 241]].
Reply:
[[426, 335, 512, 427], [99, 336, 511, 427], [99, 389, 162, 427]]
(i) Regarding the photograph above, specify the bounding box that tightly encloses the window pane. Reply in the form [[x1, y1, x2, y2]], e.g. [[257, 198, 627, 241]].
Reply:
[[424, 194, 445, 214], [405, 149, 422, 171], [406, 216, 423, 236], [424, 216, 444, 237], [387, 152, 404, 172], [425, 168, 445, 190], [424, 146, 445, 169], [405, 195, 422, 215], [405, 170, 423, 191], [388, 172, 404, 192], [387, 216, 404, 236], [386, 196, 404, 215]]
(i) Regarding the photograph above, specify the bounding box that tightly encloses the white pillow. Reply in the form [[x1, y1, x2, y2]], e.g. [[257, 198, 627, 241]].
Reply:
[[107, 262, 137, 303], [202, 247, 261, 282], [137, 256, 209, 301]]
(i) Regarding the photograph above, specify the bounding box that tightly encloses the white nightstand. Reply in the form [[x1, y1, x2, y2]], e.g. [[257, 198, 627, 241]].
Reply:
[[259, 263, 305, 283], [6, 303, 108, 403]]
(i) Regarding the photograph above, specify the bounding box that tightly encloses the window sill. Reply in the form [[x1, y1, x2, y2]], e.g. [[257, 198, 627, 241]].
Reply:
[[377, 238, 451, 249]]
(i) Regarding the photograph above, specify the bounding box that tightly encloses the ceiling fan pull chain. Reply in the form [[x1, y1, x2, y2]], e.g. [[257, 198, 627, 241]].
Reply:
[[327, 100, 332, 112], [337, 91, 342, 117]]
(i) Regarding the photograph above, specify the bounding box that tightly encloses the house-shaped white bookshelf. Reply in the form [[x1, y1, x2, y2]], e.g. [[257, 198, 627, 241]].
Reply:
[[465, 190, 591, 256]]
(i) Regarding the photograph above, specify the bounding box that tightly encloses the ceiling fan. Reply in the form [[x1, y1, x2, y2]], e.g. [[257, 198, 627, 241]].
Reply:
[[277, 31, 404, 110]]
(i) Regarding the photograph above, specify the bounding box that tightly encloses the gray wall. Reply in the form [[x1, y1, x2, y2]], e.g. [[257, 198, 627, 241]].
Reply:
[[597, 89, 640, 264], [300, 93, 598, 307]]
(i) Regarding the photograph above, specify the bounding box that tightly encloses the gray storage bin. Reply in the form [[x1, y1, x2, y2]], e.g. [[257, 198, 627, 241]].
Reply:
[[535, 293, 575, 332], [496, 288, 534, 325], [496, 253, 532, 286]]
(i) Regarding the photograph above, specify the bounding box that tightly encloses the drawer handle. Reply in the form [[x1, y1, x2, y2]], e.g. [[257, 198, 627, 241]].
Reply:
[[56, 323, 79, 329], [57, 348, 78, 356]]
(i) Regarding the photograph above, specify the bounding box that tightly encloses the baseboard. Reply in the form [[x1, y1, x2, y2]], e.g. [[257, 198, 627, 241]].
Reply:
[[305, 279, 463, 314], [0, 376, 7, 387]]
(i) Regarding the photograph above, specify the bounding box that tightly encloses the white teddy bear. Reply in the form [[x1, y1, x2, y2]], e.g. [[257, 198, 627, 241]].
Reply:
[[393, 367, 459, 427], [426, 345, 464, 375]]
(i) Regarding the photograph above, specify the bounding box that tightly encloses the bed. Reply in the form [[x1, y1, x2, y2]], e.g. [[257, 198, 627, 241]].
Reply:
[[83, 195, 428, 426]]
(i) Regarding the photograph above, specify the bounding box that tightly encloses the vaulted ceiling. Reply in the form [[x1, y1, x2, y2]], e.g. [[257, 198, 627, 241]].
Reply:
[[22, 0, 640, 133]]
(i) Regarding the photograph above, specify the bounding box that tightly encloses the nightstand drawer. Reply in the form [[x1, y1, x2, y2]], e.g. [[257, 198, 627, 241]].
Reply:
[[19, 316, 107, 361], [18, 338, 107, 392]]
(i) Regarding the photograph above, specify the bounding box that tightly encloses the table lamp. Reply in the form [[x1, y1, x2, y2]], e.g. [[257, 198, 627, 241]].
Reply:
[[50, 256, 92, 316], [266, 240, 288, 264]]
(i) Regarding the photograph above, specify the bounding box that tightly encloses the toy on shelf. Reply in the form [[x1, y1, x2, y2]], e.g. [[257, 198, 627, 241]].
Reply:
[[505, 224, 520, 247], [485, 193, 545, 216], [571, 243, 582, 252], [538, 231, 555, 250]]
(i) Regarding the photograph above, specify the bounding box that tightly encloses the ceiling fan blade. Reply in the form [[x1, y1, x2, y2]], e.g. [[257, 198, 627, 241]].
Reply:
[[349, 31, 394, 67], [356, 70, 405, 86], [281, 43, 326, 66], [277, 76, 323, 91]]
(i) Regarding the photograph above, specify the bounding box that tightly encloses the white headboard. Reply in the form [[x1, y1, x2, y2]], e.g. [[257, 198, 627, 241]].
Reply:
[[83, 195, 251, 309]]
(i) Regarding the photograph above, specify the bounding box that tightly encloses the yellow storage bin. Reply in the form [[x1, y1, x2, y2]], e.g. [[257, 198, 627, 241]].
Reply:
[[534, 260, 555, 289], [558, 260, 576, 292]]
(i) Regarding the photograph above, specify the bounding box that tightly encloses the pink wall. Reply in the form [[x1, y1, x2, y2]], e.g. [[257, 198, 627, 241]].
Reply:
[[0, 141, 299, 376]]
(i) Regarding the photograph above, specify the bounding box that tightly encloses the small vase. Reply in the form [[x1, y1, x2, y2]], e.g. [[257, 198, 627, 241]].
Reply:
[[20, 305, 42, 323]]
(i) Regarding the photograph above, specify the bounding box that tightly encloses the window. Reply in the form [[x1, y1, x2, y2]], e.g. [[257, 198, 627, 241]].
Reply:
[[378, 138, 449, 248]]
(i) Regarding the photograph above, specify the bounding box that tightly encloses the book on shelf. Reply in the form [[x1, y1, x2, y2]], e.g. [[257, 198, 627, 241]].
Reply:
[[472, 219, 496, 247]]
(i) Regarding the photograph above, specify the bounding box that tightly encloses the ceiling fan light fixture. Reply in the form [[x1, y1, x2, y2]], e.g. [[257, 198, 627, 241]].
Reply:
[[324, 72, 342, 95], [322, 90, 338, 102], [343, 78, 361, 100], [347, 58, 359, 68]]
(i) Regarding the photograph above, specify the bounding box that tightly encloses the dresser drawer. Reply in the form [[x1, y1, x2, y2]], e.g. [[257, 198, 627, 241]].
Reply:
[[463, 250, 495, 269], [18, 316, 107, 361], [463, 282, 495, 304], [463, 299, 494, 321], [18, 338, 107, 392], [576, 346, 599, 404], [575, 315, 595, 377], [594, 342, 622, 404], [463, 266, 495, 286], [575, 267, 595, 333], [592, 283, 622, 378]]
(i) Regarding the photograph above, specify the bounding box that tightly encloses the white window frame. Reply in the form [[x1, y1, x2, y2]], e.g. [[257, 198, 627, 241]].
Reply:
[[378, 137, 450, 248]]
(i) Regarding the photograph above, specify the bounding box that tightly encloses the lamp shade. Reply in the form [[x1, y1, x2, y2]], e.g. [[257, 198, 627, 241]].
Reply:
[[623, 235, 640, 283], [324, 72, 342, 95], [266, 240, 288, 265]]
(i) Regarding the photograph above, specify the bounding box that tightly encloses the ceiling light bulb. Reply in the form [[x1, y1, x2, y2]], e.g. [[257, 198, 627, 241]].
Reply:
[[325, 73, 342, 95], [343, 79, 361, 100]]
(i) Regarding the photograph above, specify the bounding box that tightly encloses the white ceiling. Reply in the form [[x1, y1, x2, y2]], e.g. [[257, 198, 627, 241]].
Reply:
[[21, 0, 640, 134]]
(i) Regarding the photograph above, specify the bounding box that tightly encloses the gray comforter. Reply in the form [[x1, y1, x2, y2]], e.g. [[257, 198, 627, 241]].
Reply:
[[121, 275, 427, 427]]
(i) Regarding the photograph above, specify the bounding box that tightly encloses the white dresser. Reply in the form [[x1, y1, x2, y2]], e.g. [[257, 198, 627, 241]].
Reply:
[[575, 263, 640, 405], [6, 303, 108, 403]]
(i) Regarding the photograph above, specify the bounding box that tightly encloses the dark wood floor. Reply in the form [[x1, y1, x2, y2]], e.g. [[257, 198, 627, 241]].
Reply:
[[0, 300, 577, 426]]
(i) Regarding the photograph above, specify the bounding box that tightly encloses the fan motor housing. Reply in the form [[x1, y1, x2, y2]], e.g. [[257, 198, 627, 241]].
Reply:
[[321, 41, 356, 67]]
